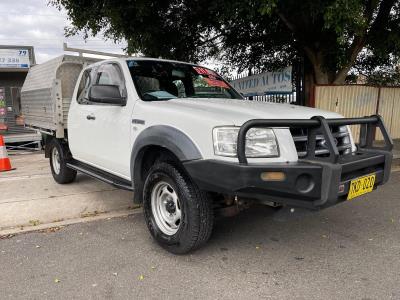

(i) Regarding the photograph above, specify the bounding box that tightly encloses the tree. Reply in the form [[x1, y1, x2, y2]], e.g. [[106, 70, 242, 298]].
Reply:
[[361, 66, 400, 85], [263, 0, 400, 85], [51, 0, 400, 86], [50, 0, 221, 62]]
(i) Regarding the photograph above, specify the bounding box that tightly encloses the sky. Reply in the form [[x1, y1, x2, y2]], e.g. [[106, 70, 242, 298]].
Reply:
[[0, 0, 127, 63]]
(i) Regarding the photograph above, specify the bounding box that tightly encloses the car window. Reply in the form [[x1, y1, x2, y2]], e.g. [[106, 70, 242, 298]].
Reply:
[[77, 68, 94, 104], [98, 72, 111, 85], [173, 79, 186, 98], [127, 60, 242, 101], [96, 63, 126, 97]]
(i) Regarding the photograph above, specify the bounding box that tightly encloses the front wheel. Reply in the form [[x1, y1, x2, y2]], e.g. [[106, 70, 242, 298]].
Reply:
[[49, 140, 77, 184], [143, 162, 213, 254]]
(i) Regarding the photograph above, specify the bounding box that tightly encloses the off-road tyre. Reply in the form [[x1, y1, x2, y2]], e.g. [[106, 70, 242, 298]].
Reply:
[[143, 162, 213, 254], [49, 139, 77, 184]]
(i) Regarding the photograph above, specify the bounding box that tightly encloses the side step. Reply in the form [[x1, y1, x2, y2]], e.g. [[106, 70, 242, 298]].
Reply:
[[66, 160, 134, 191]]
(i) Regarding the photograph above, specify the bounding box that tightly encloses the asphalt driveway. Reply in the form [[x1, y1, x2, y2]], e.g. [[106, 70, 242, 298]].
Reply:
[[1, 172, 399, 299]]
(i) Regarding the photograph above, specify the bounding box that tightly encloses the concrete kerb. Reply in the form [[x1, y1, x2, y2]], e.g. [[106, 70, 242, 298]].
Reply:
[[0, 208, 142, 237]]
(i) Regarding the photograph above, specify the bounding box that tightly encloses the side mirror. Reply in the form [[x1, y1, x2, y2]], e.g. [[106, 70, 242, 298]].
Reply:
[[88, 85, 126, 105]]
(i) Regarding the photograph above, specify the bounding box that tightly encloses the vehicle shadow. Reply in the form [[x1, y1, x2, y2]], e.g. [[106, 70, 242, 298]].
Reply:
[[202, 203, 358, 256]]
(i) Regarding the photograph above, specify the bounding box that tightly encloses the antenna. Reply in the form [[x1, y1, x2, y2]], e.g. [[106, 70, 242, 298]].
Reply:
[[63, 42, 130, 58]]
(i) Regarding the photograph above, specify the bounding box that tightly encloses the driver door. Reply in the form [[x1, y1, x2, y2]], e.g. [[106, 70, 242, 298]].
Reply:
[[70, 62, 134, 179]]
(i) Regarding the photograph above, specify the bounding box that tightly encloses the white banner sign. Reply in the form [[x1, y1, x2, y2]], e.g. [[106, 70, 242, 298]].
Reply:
[[0, 49, 30, 69], [230, 66, 292, 96]]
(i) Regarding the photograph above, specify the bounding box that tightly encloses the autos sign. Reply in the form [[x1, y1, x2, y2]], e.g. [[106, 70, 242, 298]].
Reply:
[[230, 66, 292, 96], [0, 49, 30, 69]]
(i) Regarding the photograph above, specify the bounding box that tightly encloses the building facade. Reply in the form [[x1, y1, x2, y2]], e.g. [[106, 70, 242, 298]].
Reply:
[[0, 45, 41, 145]]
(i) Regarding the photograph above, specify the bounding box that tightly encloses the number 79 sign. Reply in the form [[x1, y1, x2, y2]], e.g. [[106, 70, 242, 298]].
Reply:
[[0, 49, 30, 68]]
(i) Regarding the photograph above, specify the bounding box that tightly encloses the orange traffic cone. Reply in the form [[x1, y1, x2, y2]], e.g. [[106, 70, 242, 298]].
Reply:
[[0, 135, 12, 172]]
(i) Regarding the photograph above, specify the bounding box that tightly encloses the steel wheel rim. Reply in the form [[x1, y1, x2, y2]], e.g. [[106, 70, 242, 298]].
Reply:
[[151, 181, 181, 236], [51, 147, 61, 175]]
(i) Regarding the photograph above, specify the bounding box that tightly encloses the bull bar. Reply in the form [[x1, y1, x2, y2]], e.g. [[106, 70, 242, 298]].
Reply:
[[237, 115, 393, 164]]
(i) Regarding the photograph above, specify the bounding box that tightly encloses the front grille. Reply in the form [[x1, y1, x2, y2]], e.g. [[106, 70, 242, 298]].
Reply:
[[290, 126, 352, 158]]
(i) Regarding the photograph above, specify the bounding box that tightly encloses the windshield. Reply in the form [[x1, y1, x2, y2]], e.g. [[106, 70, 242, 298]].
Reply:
[[127, 60, 242, 101]]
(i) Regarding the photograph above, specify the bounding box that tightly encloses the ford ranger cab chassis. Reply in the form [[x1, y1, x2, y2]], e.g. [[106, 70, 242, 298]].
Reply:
[[21, 56, 393, 254]]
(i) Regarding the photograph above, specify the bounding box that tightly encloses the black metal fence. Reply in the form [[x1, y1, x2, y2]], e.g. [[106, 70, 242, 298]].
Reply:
[[248, 93, 296, 104]]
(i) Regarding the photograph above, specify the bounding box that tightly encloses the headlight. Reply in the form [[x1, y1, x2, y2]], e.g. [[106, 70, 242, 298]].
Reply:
[[212, 127, 279, 157]]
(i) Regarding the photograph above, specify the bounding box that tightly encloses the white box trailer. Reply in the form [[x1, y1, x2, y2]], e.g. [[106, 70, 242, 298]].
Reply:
[[21, 55, 100, 138]]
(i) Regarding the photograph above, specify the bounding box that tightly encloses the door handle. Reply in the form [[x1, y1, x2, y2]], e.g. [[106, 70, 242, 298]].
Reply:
[[86, 114, 96, 120]]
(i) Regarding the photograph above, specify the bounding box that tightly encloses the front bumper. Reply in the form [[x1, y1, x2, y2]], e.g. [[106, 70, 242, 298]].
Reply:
[[184, 149, 392, 210], [184, 115, 394, 210]]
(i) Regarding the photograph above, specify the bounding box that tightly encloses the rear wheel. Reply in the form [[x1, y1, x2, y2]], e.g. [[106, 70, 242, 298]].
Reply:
[[143, 162, 213, 254], [49, 140, 77, 184]]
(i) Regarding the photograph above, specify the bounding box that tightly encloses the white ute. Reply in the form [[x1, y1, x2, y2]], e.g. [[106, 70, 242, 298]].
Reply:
[[21, 55, 393, 254]]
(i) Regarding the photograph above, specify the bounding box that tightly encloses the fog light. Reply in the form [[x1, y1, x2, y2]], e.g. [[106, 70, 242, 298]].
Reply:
[[260, 172, 286, 181], [295, 174, 314, 193]]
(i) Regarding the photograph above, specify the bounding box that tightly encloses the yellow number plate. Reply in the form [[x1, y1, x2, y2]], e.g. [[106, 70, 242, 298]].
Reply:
[[347, 174, 376, 200]]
